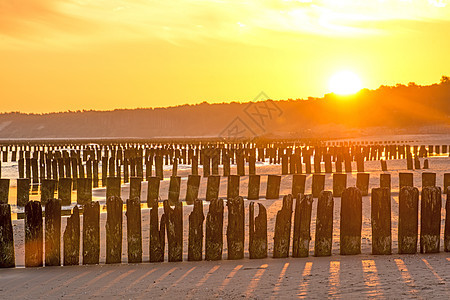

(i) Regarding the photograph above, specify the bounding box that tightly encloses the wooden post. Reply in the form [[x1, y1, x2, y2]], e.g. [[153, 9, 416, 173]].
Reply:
[[0, 204, 15, 268], [106, 177, 121, 200], [223, 154, 230, 176], [423, 159, 429, 169], [185, 175, 201, 205], [248, 155, 256, 175], [305, 155, 312, 174], [155, 155, 164, 180], [206, 175, 220, 201], [25, 201, 43, 267], [281, 155, 288, 175], [205, 198, 224, 261], [227, 196, 244, 260], [203, 153, 211, 177], [312, 174, 325, 198], [83, 202, 100, 265], [422, 172, 436, 188], [248, 175, 260, 200], [420, 186, 441, 253], [371, 188, 391, 255], [212, 151, 220, 175], [406, 154, 413, 170], [398, 186, 419, 254], [399, 173, 414, 190], [273, 194, 293, 258], [266, 175, 281, 199], [444, 173, 450, 195], [344, 154, 352, 173], [380, 160, 387, 171], [445, 187, 450, 252], [313, 153, 321, 173], [335, 155, 343, 173], [149, 203, 165, 262], [249, 202, 267, 259], [147, 177, 160, 207], [380, 173, 391, 192], [45, 199, 61, 266], [58, 178, 72, 206], [17, 179, 31, 207], [164, 200, 183, 262], [236, 154, 245, 176], [0, 179, 9, 204], [292, 194, 313, 257], [63, 206, 80, 266], [356, 173, 369, 196], [127, 197, 142, 263], [168, 176, 181, 206], [93, 160, 99, 188], [324, 153, 332, 173], [356, 155, 364, 173], [414, 156, 420, 169], [40, 179, 56, 206], [340, 187, 362, 255], [18, 158, 25, 178], [292, 174, 306, 198], [129, 176, 142, 201], [77, 178, 92, 205], [314, 191, 333, 257], [106, 196, 123, 264], [227, 175, 240, 200], [332, 173, 347, 197], [188, 199, 204, 261]]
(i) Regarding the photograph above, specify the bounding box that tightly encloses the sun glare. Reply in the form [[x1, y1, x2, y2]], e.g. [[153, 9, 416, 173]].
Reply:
[[328, 70, 362, 95]]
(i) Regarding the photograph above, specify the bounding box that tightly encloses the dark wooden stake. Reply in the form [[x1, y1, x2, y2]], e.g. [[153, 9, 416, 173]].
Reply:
[[332, 173, 347, 197], [292, 194, 313, 257], [0, 204, 15, 268], [147, 177, 160, 207], [149, 203, 165, 262], [273, 194, 293, 258], [249, 202, 267, 259], [227, 175, 240, 200], [106, 196, 123, 264], [371, 188, 391, 255], [127, 197, 142, 263], [25, 201, 43, 267], [83, 202, 100, 265], [164, 200, 183, 262], [206, 175, 220, 202], [205, 198, 224, 261], [314, 191, 334, 257], [340, 187, 362, 255], [185, 175, 201, 205], [45, 199, 61, 266], [420, 186, 441, 253], [227, 196, 245, 260], [398, 186, 419, 254], [188, 199, 204, 261], [292, 174, 306, 198], [312, 174, 325, 198], [63, 206, 80, 266]]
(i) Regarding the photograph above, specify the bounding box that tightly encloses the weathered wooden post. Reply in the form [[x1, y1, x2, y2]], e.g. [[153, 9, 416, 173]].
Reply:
[[212, 150, 220, 175], [380, 173, 391, 192], [227, 196, 244, 260], [106, 177, 121, 200], [344, 154, 352, 173], [205, 198, 224, 260], [445, 187, 450, 252], [206, 175, 220, 201], [45, 199, 61, 266], [58, 178, 72, 206], [281, 155, 289, 175], [399, 173, 414, 190], [203, 153, 211, 177], [398, 186, 419, 254], [77, 178, 92, 205], [106, 196, 123, 264], [273, 194, 293, 258], [314, 191, 334, 257], [380, 160, 387, 171], [444, 173, 450, 195], [248, 175, 260, 200], [324, 153, 332, 173], [222, 154, 230, 176], [292, 194, 313, 257], [406, 154, 413, 170], [25, 201, 43, 267], [371, 188, 391, 255], [423, 159, 429, 169], [155, 155, 164, 180], [313, 153, 321, 173], [248, 155, 256, 175], [147, 177, 160, 207], [236, 154, 245, 176], [422, 172, 436, 188], [164, 200, 183, 262], [356, 173, 369, 196], [129, 176, 142, 200], [335, 155, 343, 173], [292, 174, 306, 198], [188, 199, 204, 261], [414, 156, 421, 169], [40, 179, 56, 206], [304, 155, 312, 174], [0, 204, 15, 268], [340, 187, 362, 255], [83, 202, 100, 264], [149, 203, 165, 262], [227, 175, 240, 200], [185, 175, 201, 205], [0, 179, 9, 204], [266, 175, 281, 199], [332, 173, 347, 197], [249, 202, 267, 259], [420, 186, 441, 253], [18, 158, 25, 178], [168, 176, 181, 206], [312, 174, 325, 198], [101, 157, 108, 187], [127, 197, 142, 263], [191, 155, 199, 176], [63, 206, 80, 266]]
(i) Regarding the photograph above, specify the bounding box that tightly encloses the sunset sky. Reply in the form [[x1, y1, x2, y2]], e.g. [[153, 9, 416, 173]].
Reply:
[[1, 0, 449, 113]]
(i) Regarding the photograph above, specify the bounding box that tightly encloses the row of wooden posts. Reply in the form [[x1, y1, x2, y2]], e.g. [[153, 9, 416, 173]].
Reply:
[[1, 185, 449, 268], [1, 171, 450, 208]]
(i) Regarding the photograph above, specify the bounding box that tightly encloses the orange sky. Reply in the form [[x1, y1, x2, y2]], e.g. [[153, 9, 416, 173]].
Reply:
[[1, 0, 449, 113]]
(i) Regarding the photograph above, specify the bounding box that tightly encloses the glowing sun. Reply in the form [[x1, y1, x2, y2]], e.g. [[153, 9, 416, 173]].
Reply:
[[328, 70, 362, 95]]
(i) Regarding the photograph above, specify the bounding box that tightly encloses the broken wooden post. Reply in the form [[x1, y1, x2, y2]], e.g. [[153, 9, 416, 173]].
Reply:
[[164, 200, 183, 262], [273, 194, 293, 258], [292, 174, 306, 198], [445, 187, 450, 252], [106, 196, 123, 264], [127, 197, 142, 263], [227, 196, 244, 260], [380, 173, 391, 192], [248, 175, 260, 200], [292, 194, 313, 257], [206, 175, 220, 201], [340, 187, 362, 255], [0, 204, 15, 268], [45, 199, 61, 266], [188, 199, 204, 261], [371, 188, 391, 255], [266, 175, 281, 199], [420, 186, 441, 253], [185, 175, 201, 205], [398, 186, 419, 254], [314, 191, 334, 257], [249, 202, 267, 259], [147, 177, 160, 207], [312, 174, 325, 198], [25, 201, 43, 267], [149, 203, 165, 262], [422, 172, 436, 188], [40, 179, 56, 206], [63, 206, 80, 266], [168, 176, 181, 206], [332, 173, 347, 197], [205, 198, 224, 261], [77, 177, 92, 205], [356, 173, 369, 196], [83, 202, 100, 265], [0, 179, 9, 204], [106, 177, 121, 200], [227, 175, 240, 200], [399, 173, 414, 190]]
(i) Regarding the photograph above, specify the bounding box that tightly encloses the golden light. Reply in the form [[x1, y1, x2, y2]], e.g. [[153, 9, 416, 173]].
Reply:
[[328, 70, 363, 95]]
